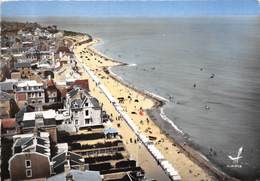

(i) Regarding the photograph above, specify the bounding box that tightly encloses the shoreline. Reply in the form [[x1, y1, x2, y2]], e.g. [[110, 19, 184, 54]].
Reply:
[[103, 58, 238, 181], [73, 34, 239, 181]]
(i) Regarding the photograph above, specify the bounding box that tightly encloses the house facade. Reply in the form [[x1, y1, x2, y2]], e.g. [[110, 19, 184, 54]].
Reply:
[[65, 87, 102, 127], [16, 80, 45, 110], [56, 87, 102, 132], [14, 61, 32, 79], [0, 91, 19, 119], [21, 110, 57, 143], [45, 79, 60, 103], [9, 132, 51, 180]]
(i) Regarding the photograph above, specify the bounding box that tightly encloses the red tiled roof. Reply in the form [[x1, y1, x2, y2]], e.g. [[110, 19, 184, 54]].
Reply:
[[56, 46, 71, 53], [60, 87, 68, 98], [46, 79, 57, 90], [1, 118, 16, 129], [68, 79, 89, 92], [47, 79, 55, 87]]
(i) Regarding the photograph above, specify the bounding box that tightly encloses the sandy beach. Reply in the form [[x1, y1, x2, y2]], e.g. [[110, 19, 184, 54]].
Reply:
[[66, 35, 219, 181]]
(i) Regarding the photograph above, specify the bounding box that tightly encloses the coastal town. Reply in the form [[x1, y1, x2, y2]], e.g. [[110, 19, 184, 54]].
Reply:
[[1, 21, 230, 181]]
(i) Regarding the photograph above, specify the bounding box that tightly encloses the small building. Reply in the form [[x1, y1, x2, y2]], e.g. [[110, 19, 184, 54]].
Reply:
[[20, 110, 57, 143], [9, 132, 51, 180], [56, 87, 103, 132], [104, 127, 118, 139], [14, 61, 33, 79], [0, 91, 20, 119], [52, 151, 85, 174], [15, 80, 45, 110], [45, 79, 60, 103], [0, 79, 18, 93]]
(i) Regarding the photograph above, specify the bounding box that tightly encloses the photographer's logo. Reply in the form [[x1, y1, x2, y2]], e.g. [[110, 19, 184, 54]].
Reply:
[[227, 147, 243, 168]]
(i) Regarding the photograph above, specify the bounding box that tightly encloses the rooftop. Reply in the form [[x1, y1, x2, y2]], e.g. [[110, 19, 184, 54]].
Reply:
[[17, 80, 43, 87], [47, 170, 102, 181], [1, 118, 16, 129], [23, 109, 56, 121], [0, 91, 14, 101]]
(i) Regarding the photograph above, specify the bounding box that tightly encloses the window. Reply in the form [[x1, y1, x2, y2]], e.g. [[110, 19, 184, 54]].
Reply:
[[75, 119, 78, 125], [85, 102, 89, 107], [85, 119, 90, 125], [39, 92, 41, 97], [26, 169, 32, 177], [25, 160, 31, 168], [85, 110, 89, 116]]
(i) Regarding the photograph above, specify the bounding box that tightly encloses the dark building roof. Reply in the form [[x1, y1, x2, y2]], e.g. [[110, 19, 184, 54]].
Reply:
[[0, 82, 17, 92], [71, 99, 83, 109], [68, 88, 79, 98], [13, 135, 50, 155], [22, 120, 35, 128], [90, 97, 100, 108], [52, 151, 84, 174], [14, 137, 32, 148], [14, 62, 31, 69], [0, 91, 14, 100], [36, 145, 49, 155]]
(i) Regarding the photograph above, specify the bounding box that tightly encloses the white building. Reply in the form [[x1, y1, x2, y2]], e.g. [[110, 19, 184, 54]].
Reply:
[[56, 87, 102, 132], [15, 80, 45, 110]]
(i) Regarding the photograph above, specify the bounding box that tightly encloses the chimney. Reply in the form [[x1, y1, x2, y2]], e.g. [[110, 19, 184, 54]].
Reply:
[[64, 160, 71, 178], [79, 164, 85, 171], [65, 173, 73, 181], [35, 112, 44, 128]]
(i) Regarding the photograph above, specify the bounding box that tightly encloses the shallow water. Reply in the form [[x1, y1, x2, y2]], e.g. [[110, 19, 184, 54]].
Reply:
[[13, 16, 260, 180]]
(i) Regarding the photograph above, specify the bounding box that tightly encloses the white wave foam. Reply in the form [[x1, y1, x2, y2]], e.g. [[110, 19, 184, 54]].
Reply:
[[108, 67, 124, 81], [160, 107, 184, 135], [127, 63, 137, 67], [144, 90, 169, 102]]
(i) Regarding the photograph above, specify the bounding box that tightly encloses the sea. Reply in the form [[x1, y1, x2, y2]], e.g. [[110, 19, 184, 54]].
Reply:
[[9, 16, 260, 180]]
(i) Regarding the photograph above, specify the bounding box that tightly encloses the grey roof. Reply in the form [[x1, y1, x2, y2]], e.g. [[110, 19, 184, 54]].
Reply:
[[68, 88, 79, 98], [52, 152, 66, 169], [57, 124, 76, 133], [14, 62, 31, 69], [47, 170, 102, 181], [104, 127, 118, 135], [52, 151, 84, 174], [36, 145, 49, 155], [37, 137, 48, 145], [52, 151, 84, 168], [13, 136, 50, 155], [0, 91, 14, 101], [22, 120, 36, 128], [71, 99, 82, 109], [69, 152, 84, 165], [0, 82, 17, 92], [90, 97, 100, 107], [14, 137, 32, 148]]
